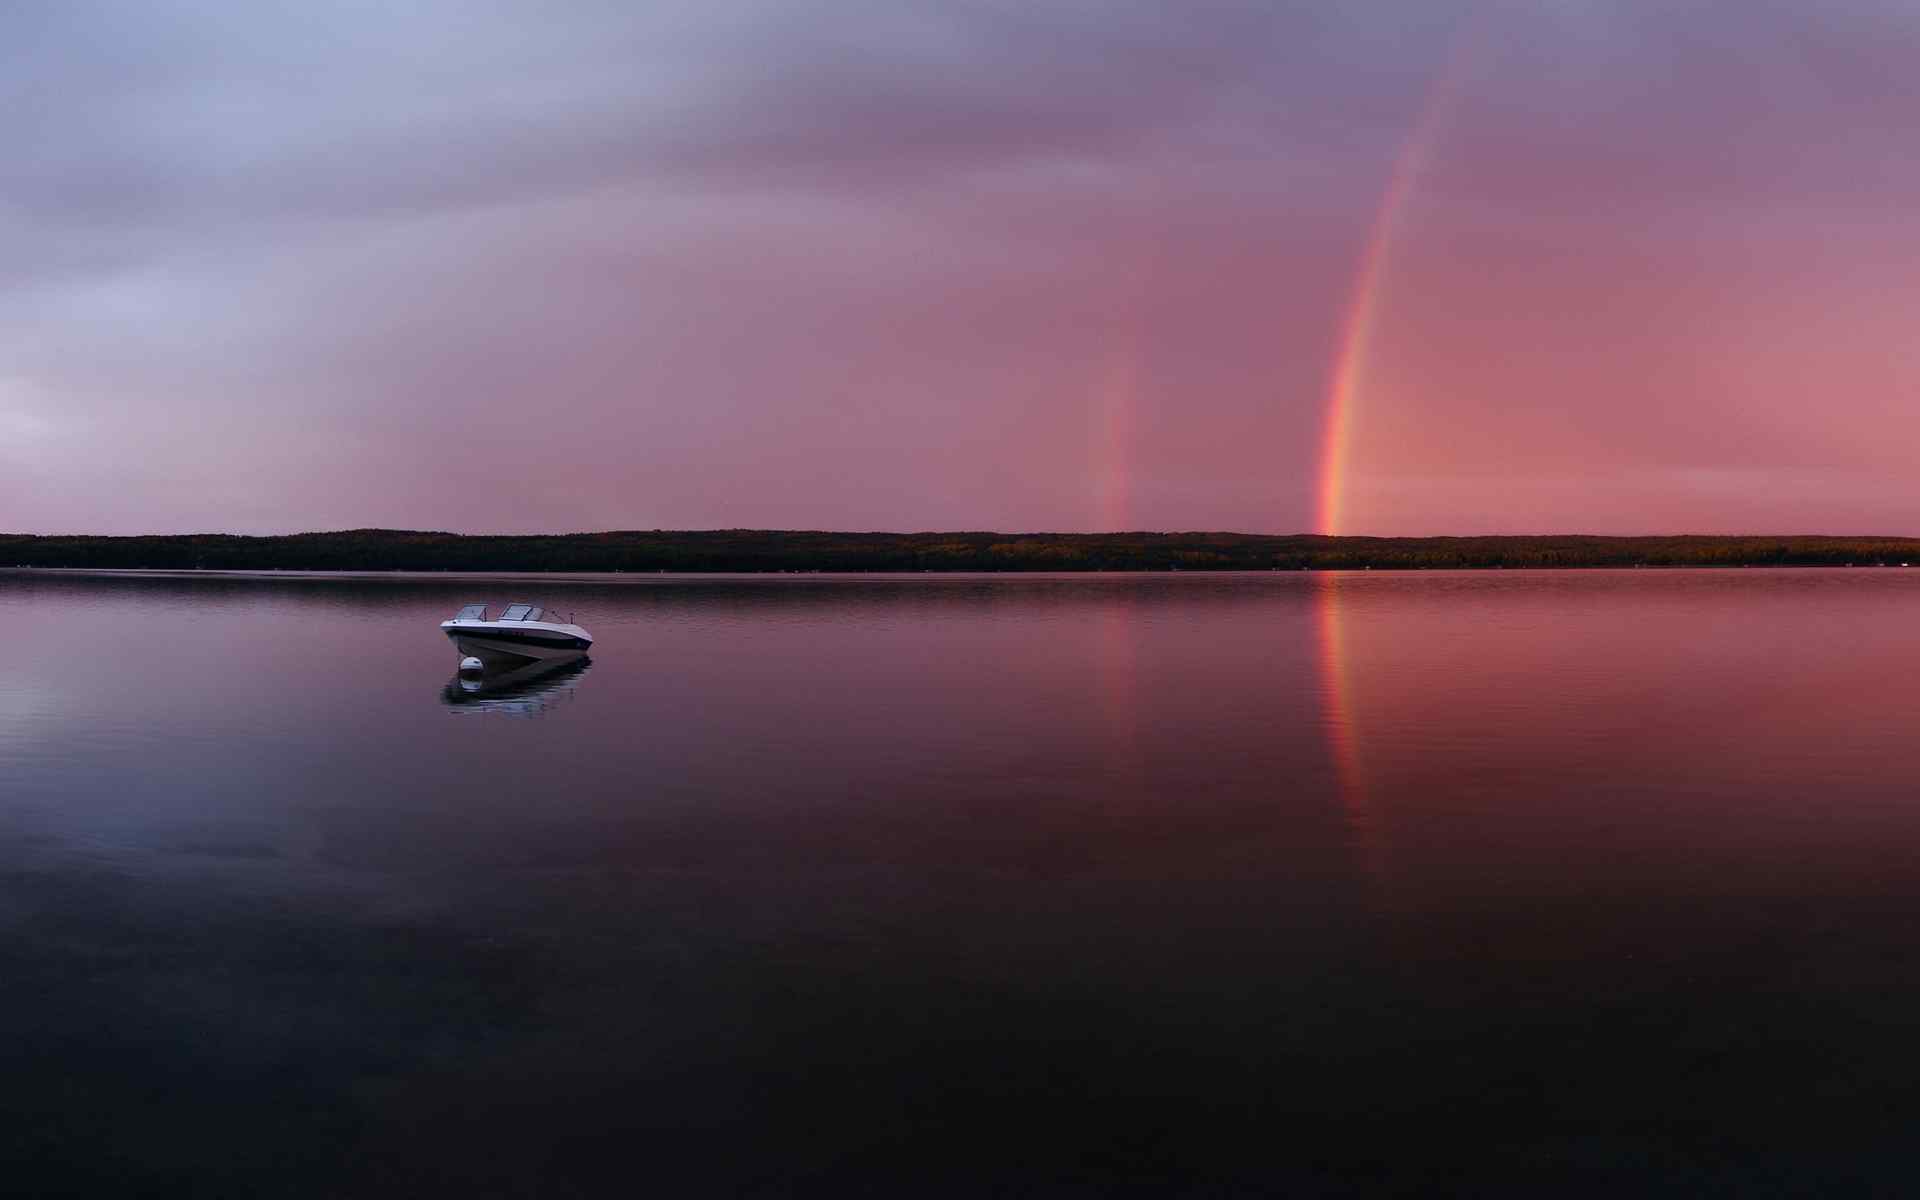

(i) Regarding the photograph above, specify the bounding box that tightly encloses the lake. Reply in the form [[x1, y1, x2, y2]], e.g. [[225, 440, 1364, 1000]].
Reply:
[[8, 568, 1920, 1195]]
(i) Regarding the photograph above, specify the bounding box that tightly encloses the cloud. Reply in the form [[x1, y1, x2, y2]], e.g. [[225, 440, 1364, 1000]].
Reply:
[[9, 0, 1920, 534]]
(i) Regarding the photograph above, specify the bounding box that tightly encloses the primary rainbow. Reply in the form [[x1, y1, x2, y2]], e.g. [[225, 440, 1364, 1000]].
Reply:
[[1316, 25, 1482, 536]]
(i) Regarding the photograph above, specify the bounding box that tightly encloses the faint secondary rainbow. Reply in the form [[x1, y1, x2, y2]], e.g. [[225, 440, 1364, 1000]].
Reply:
[[1096, 242, 1158, 532], [1098, 339, 1139, 531], [1317, 24, 1483, 536]]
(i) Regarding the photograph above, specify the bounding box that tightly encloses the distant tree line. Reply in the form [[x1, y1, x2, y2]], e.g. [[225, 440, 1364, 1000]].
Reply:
[[8, 530, 1920, 572]]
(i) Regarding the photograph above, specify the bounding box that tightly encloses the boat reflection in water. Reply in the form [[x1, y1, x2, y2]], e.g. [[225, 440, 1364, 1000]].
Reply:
[[441, 654, 592, 717]]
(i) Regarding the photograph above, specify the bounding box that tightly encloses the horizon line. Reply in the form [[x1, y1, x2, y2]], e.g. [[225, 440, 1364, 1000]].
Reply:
[[13, 529, 1920, 542]]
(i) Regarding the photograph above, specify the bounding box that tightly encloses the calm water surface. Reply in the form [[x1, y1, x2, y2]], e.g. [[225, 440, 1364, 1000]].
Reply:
[[9, 569, 1920, 1195]]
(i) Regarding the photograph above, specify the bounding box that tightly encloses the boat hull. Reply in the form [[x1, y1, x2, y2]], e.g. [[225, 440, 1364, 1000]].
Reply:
[[445, 627, 592, 668]]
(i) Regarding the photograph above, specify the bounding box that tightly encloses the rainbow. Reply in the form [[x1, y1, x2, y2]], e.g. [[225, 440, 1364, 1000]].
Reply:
[[1098, 338, 1139, 532], [1316, 23, 1483, 536]]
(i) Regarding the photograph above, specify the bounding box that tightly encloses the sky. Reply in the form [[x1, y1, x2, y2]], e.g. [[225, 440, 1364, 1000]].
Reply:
[[6, 0, 1920, 536]]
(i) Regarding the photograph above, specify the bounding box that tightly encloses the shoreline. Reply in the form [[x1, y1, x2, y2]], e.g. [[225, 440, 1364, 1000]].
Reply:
[[8, 530, 1920, 573], [7, 563, 1919, 581]]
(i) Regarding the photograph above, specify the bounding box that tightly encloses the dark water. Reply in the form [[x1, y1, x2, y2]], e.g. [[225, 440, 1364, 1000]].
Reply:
[[9, 568, 1920, 1196]]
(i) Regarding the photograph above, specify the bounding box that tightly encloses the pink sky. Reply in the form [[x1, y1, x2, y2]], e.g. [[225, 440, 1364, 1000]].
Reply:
[[6, 1, 1920, 535]]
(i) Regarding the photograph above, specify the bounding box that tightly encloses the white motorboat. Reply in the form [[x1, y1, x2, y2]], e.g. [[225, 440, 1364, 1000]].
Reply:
[[441, 602, 593, 669]]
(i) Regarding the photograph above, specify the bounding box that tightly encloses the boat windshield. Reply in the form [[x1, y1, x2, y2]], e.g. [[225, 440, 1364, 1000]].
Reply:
[[453, 603, 488, 621], [501, 604, 535, 621]]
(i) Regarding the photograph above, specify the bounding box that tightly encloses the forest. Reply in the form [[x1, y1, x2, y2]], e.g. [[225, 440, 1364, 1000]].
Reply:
[[8, 529, 1920, 572]]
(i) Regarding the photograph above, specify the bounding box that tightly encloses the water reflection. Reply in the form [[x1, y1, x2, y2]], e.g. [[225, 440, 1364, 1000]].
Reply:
[[441, 654, 591, 717], [1095, 599, 1144, 802], [30, 569, 1920, 1193], [1314, 571, 1386, 902]]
